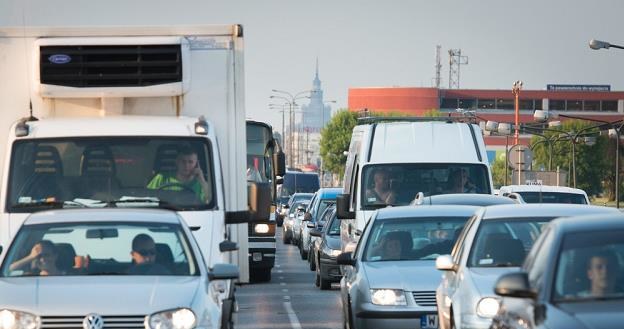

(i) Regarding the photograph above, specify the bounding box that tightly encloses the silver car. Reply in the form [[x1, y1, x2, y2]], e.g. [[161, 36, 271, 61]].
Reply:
[[435, 204, 619, 329], [338, 205, 480, 329], [0, 208, 238, 329]]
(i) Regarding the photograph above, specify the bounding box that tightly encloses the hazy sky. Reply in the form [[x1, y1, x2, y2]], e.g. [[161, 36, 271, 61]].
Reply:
[[2, 0, 624, 131]]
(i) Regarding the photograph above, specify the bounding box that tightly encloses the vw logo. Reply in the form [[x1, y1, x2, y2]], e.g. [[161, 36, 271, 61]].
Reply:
[[82, 313, 104, 329]]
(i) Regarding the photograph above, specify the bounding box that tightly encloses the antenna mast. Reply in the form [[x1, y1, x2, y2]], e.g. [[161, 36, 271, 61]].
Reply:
[[448, 49, 468, 89]]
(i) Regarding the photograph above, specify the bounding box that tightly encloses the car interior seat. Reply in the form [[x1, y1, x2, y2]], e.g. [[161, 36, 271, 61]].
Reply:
[[21, 145, 65, 200], [155, 243, 174, 271], [152, 144, 179, 176], [80, 145, 119, 199], [483, 233, 526, 266], [55, 242, 77, 273]]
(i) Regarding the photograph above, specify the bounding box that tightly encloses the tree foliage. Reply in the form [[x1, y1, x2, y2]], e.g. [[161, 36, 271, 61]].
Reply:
[[491, 153, 511, 188], [320, 109, 357, 179]]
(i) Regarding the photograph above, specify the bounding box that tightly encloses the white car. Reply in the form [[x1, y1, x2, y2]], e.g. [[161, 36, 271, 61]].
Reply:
[[434, 204, 619, 329], [0, 208, 238, 329], [499, 184, 590, 204]]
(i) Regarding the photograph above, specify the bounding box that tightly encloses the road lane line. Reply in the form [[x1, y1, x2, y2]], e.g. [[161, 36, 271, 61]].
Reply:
[[283, 301, 302, 329]]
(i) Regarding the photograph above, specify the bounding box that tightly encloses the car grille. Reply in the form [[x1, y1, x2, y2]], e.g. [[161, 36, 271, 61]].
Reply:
[[40, 315, 145, 328], [411, 291, 437, 307]]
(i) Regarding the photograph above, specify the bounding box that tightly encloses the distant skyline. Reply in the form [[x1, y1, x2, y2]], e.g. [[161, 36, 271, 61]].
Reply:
[[2, 0, 624, 130]]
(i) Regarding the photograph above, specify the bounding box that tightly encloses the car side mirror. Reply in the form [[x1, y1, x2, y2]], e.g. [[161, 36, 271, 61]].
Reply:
[[219, 240, 238, 252], [494, 271, 537, 299], [310, 229, 322, 237], [248, 182, 271, 222], [306, 222, 316, 228], [303, 212, 312, 221], [336, 194, 354, 219], [208, 263, 240, 281], [435, 254, 456, 271], [336, 252, 356, 266]]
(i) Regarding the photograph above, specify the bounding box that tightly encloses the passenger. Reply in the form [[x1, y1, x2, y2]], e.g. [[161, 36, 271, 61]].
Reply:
[[127, 234, 171, 275], [366, 168, 398, 205], [147, 145, 209, 202], [580, 250, 619, 297], [372, 231, 411, 261], [446, 169, 477, 193], [9, 240, 62, 276]]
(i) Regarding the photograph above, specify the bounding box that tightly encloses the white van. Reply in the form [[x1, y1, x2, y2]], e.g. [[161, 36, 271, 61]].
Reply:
[[336, 117, 493, 251], [499, 185, 590, 204]]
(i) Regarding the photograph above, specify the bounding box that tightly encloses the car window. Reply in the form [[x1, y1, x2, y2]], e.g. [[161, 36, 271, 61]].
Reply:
[[452, 214, 478, 264], [517, 192, 587, 204], [468, 217, 552, 267], [326, 211, 340, 236], [362, 216, 469, 262], [1, 222, 198, 277], [553, 229, 624, 302], [527, 227, 555, 292]]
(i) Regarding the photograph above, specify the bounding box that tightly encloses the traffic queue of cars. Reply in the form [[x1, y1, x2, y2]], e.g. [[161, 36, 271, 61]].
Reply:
[[281, 184, 622, 329]]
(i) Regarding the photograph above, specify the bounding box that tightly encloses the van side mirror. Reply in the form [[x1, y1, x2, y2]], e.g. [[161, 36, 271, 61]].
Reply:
[[336, 194, 354, 219], [494, 271, 537, 299], [208, 263, 240, 281], [248, 182, 271, 222], [273, 151, 286, 177], [219, 240, 238, 252]]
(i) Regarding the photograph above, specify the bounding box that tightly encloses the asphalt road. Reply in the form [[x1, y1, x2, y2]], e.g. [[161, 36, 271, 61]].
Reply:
[[234, 229, 342, 329]]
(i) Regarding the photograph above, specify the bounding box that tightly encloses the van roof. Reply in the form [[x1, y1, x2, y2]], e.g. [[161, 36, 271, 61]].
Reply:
[[366, 121, 484, 164]]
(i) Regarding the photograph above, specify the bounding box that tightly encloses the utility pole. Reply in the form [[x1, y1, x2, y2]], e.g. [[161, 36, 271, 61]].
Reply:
[[434, 45, 442, 88]]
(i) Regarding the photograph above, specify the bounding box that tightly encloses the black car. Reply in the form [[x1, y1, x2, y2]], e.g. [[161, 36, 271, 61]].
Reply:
[[491, 213, 624, 329], [311, 205, 342, 290], [275, 195, 291, 227]]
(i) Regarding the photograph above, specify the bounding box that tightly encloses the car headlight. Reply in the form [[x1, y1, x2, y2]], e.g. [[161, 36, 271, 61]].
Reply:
[[323, 245, 341, 257], [370, 289, 407, 306], [476, 297, 500, 318], [148, 308, 196, 329], [254, 224, 270, 234], [0, 309, 39, 329]]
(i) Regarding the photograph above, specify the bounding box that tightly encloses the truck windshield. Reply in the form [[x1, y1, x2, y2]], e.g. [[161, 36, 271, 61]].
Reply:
[[7, 137, 216, 212], [361, 163, 490, 208]]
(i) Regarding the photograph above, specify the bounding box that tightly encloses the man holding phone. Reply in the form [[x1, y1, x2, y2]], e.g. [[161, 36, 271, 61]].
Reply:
[[365, 168, 398, 205], [147, 145, 210, 202]]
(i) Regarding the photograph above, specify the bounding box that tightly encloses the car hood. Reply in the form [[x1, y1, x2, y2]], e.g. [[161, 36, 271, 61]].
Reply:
[[468, 267, 518, 296], [363, 261, 440, 291], [0, 276, 201, 315], [555, 300, 624, 329], [325, 234, 341, 250]]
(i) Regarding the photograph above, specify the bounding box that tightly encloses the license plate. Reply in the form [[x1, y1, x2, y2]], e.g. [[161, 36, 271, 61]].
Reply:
[[420, 314, 438, 329], [253, 253, 262, 261]]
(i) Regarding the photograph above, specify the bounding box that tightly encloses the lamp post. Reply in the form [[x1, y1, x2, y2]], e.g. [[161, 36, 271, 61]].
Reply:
[[268, 103, 287, 143], [589, 39, 624, 50], [270, 89, 312, 168]]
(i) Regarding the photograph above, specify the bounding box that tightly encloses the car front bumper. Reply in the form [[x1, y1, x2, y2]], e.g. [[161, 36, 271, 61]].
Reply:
[[354, 302, 438, 329], [319, 258, 341, 281]]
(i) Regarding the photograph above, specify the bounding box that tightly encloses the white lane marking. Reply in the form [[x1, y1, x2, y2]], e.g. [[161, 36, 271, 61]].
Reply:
[[280, 282, 287, 286], [275, 264, 281, 268], [282, 289, 289, 293], [279, 276, 285, 280], [278, 270, 284, 273], [283, 301, 302, 329]]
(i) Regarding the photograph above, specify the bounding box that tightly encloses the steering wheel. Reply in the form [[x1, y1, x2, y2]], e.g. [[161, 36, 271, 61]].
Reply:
[[155, 183, 201, 203]]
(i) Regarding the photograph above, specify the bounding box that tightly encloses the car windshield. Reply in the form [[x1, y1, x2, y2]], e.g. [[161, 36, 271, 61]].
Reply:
[[363, 216, 469, 261], [468, 217, 552, 267], [8, 138, 216, 212], [326, 212, 340, 236], [553, 230, 624, 302], [0, 222, 199, 277], [361, 163, 490, 209], [289, 201, 309, 216], [316, 200, 335, 222], [517, 192, 587, 204]]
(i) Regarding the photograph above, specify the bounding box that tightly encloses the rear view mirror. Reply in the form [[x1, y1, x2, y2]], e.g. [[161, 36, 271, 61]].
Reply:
[[336, 194, 354, 219], [208, 263, 240, 281], [86, 228, 118, 239], [248, 182, 271, 222], [494, 271, 537, 299]]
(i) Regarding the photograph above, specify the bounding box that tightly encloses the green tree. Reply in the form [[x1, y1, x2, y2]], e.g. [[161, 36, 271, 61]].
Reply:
[[531, 120, 609, 196], [421, 108, 443, 117], [320, 109, 357, 179], [491, 153, 511, 188]]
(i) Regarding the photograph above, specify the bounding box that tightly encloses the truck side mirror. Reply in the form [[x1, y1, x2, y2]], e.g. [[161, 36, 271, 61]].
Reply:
[[336, 194, 354, 219], [248, 182, 271, 222], [273, 151, 286, 177], [219, 240, 238, 252]]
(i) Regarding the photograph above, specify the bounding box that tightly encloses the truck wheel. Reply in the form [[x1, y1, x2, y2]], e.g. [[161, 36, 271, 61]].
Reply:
[[251, 269, 271, 283]]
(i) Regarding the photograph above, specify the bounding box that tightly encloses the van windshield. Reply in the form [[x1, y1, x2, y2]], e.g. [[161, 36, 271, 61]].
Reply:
[[361, 163, 490, 208], [517, 192, 587, 204], [7, 137, 216, 212]]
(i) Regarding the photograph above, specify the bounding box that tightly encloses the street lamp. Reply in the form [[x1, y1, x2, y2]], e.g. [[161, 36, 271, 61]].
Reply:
[[589, 39, 624, 50], [270, 89, 312, 168]]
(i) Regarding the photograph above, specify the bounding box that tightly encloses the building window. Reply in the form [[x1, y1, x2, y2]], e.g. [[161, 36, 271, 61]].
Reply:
[[519, 99, 535, 110], [534, 99, 543, 110], [496, 99, 514, 110], [440, 98, 458, 109], [549, 100, 566, 111], [602, 101, 618, 112], [477, 99, 495, 109], [567, 100, 582, 111], [458, 98, 476, 109], [583, 101, 600, 112]]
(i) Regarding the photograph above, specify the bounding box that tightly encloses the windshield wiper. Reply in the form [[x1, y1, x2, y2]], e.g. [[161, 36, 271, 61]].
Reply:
[[12, 199, 86, 210], [106, 197, 181, 211]]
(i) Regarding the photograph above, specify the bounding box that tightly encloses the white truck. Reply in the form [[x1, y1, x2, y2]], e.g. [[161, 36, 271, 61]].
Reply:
[[0, 24, 268, 327], [336, 117, 494, 252]]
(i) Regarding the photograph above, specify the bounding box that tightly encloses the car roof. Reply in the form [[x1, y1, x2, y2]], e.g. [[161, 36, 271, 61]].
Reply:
[[550, 213, 624, 233], [24, 208, 181, 225], [375, 205, 481, 220], [316, 187, 343, 199], [291, 193, 314, 197], [499, 185, 587, 195], [481, 204, 619, 220], [420, 193, 516, 206]]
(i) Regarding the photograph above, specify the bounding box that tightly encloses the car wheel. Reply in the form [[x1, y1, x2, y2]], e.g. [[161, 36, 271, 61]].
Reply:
[[282, 230, 289, 244], [300, 243, 308, 260], [315, 262, 321, 287], [309, 250, 316, 271], [250, 268, 271, 283]]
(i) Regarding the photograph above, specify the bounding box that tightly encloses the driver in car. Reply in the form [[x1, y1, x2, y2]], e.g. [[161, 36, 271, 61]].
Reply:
[[147, 145, 209, 202]]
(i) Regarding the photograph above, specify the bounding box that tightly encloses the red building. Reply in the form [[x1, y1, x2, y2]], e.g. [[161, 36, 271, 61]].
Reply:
[[349, 86, 624, 153]]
